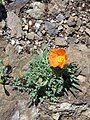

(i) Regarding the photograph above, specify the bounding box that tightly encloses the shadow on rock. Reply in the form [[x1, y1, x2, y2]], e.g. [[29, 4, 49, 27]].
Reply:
[[0, 4, 7, 22], [3, 85, 10, 96], [60, 75, 82, 97]]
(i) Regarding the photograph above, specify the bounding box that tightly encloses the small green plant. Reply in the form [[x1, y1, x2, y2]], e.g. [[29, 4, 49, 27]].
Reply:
[[13, 47, 80, 106]]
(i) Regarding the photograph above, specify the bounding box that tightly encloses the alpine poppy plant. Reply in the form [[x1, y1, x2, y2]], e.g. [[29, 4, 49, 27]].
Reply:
[[48, 48, 69, 68], [13, 47, 80, 105]]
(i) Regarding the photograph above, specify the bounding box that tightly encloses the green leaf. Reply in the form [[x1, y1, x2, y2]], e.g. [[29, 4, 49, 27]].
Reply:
[[0, 79, 4, 84]]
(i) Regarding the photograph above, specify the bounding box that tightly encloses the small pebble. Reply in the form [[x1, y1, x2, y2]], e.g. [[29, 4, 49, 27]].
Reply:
[[35, 23, 40, 29], [29, 20, 33, 26], [23, 25, 28, 30], [11, 39, 15, 45]]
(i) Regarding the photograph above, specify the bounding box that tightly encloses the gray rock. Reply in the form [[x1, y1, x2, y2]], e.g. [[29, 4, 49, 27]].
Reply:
[[42, 30, 46, 35], [67, 37, 77, 44], [35, 22, 41, 30], [79, 26, 85, 33], [59, 103, 71, 111], [78, 44, 88, 51], [45, 21, 56, 29], [22, 18, 27, 24], [45, 21, 58, 36], [55, 37, 67, 46], [26, 2, 44, 19], [27, 32, 35, 40], [0, 36, 7, 58], [7, 11, 22, 38], [65, 25, 75, 36], [0, 30, 2, 36], [0, 85, 18, 120], [52, 113, 60, 120], [86, 22, 90, 29], [85, 28, 90, 36], [20, 115, 28, 120], [29, 106, 39, 120], [37, 31, 42, 37], [11, 111, 20, 120], [23, 24, 28, 31], [68, 44, 90, 76], [56, 13, 65, 22], [77, 75, 86, 83], [58, 25, 63, 31], [1, 20, 5, 28], [15, 45, 23, 53], [6, 0, 29, 15], [77, 18, 82, 28], [34, 33, 42, 40], [65, 11, 70, 19], [0, 21, 5, 35], [28, 20, 33, 26], [5, 43, 14, 55], [86, 38, 90, 48], [82, 109, 90, 118], [35, 22, 41, 33], [11, 39, 16, 45], [68, 21, 76, 27], [67, 16, 76, 27]]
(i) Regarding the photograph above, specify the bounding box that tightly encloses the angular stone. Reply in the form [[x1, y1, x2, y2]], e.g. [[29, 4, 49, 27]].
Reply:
[[1, 20, 5, 28], [86, 38, 90, 48], [11, 111, 20, 120], [86, 22, 90, 29], [28, 20, 33, 26], [22, 18, 27, 24], [6, 0, 29, 15], [77, 75, 86, 83], [5, 43, 15, 55], [7, 11, 22, 38], [26, 2, 45, 19], [59, 103, 71, 111], [55, 37, 67, 46], [0, 30, 2, 36], [78, 44, 88, 51], [52, 113, 60, 120], [79, 26, 85, 33], [15, 45, 23, 53], [82, 109, 90, 118], [35, 23, 40, 29], [42, 30, 46, 35], [67, 16, 76, 27], [68, 45, 90, 76], [85, 28, 90, 36], [67, 37, 77, 44], [27, 32, 35, 40], [77, 18, 82, 27], [45, 21, 58, 36], [45, 21, 56, 30], [65, 11, 70, 19], [11, 39, 16, 45], [56, 13, 65, 22], [0, 85, 39, 120], [23, 25, 28, 31], [58, 25, 63, 31]]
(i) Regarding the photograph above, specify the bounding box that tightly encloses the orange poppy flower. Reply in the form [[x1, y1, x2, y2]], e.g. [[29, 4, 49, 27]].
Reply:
[[48, 48, 69, 68]]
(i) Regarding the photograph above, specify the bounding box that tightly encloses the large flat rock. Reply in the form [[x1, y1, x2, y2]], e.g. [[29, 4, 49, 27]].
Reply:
[[67, 44, 90, 76]]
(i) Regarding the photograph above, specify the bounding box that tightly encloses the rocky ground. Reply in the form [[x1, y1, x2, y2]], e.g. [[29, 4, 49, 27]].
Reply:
[[0, 0, 90, 120]]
